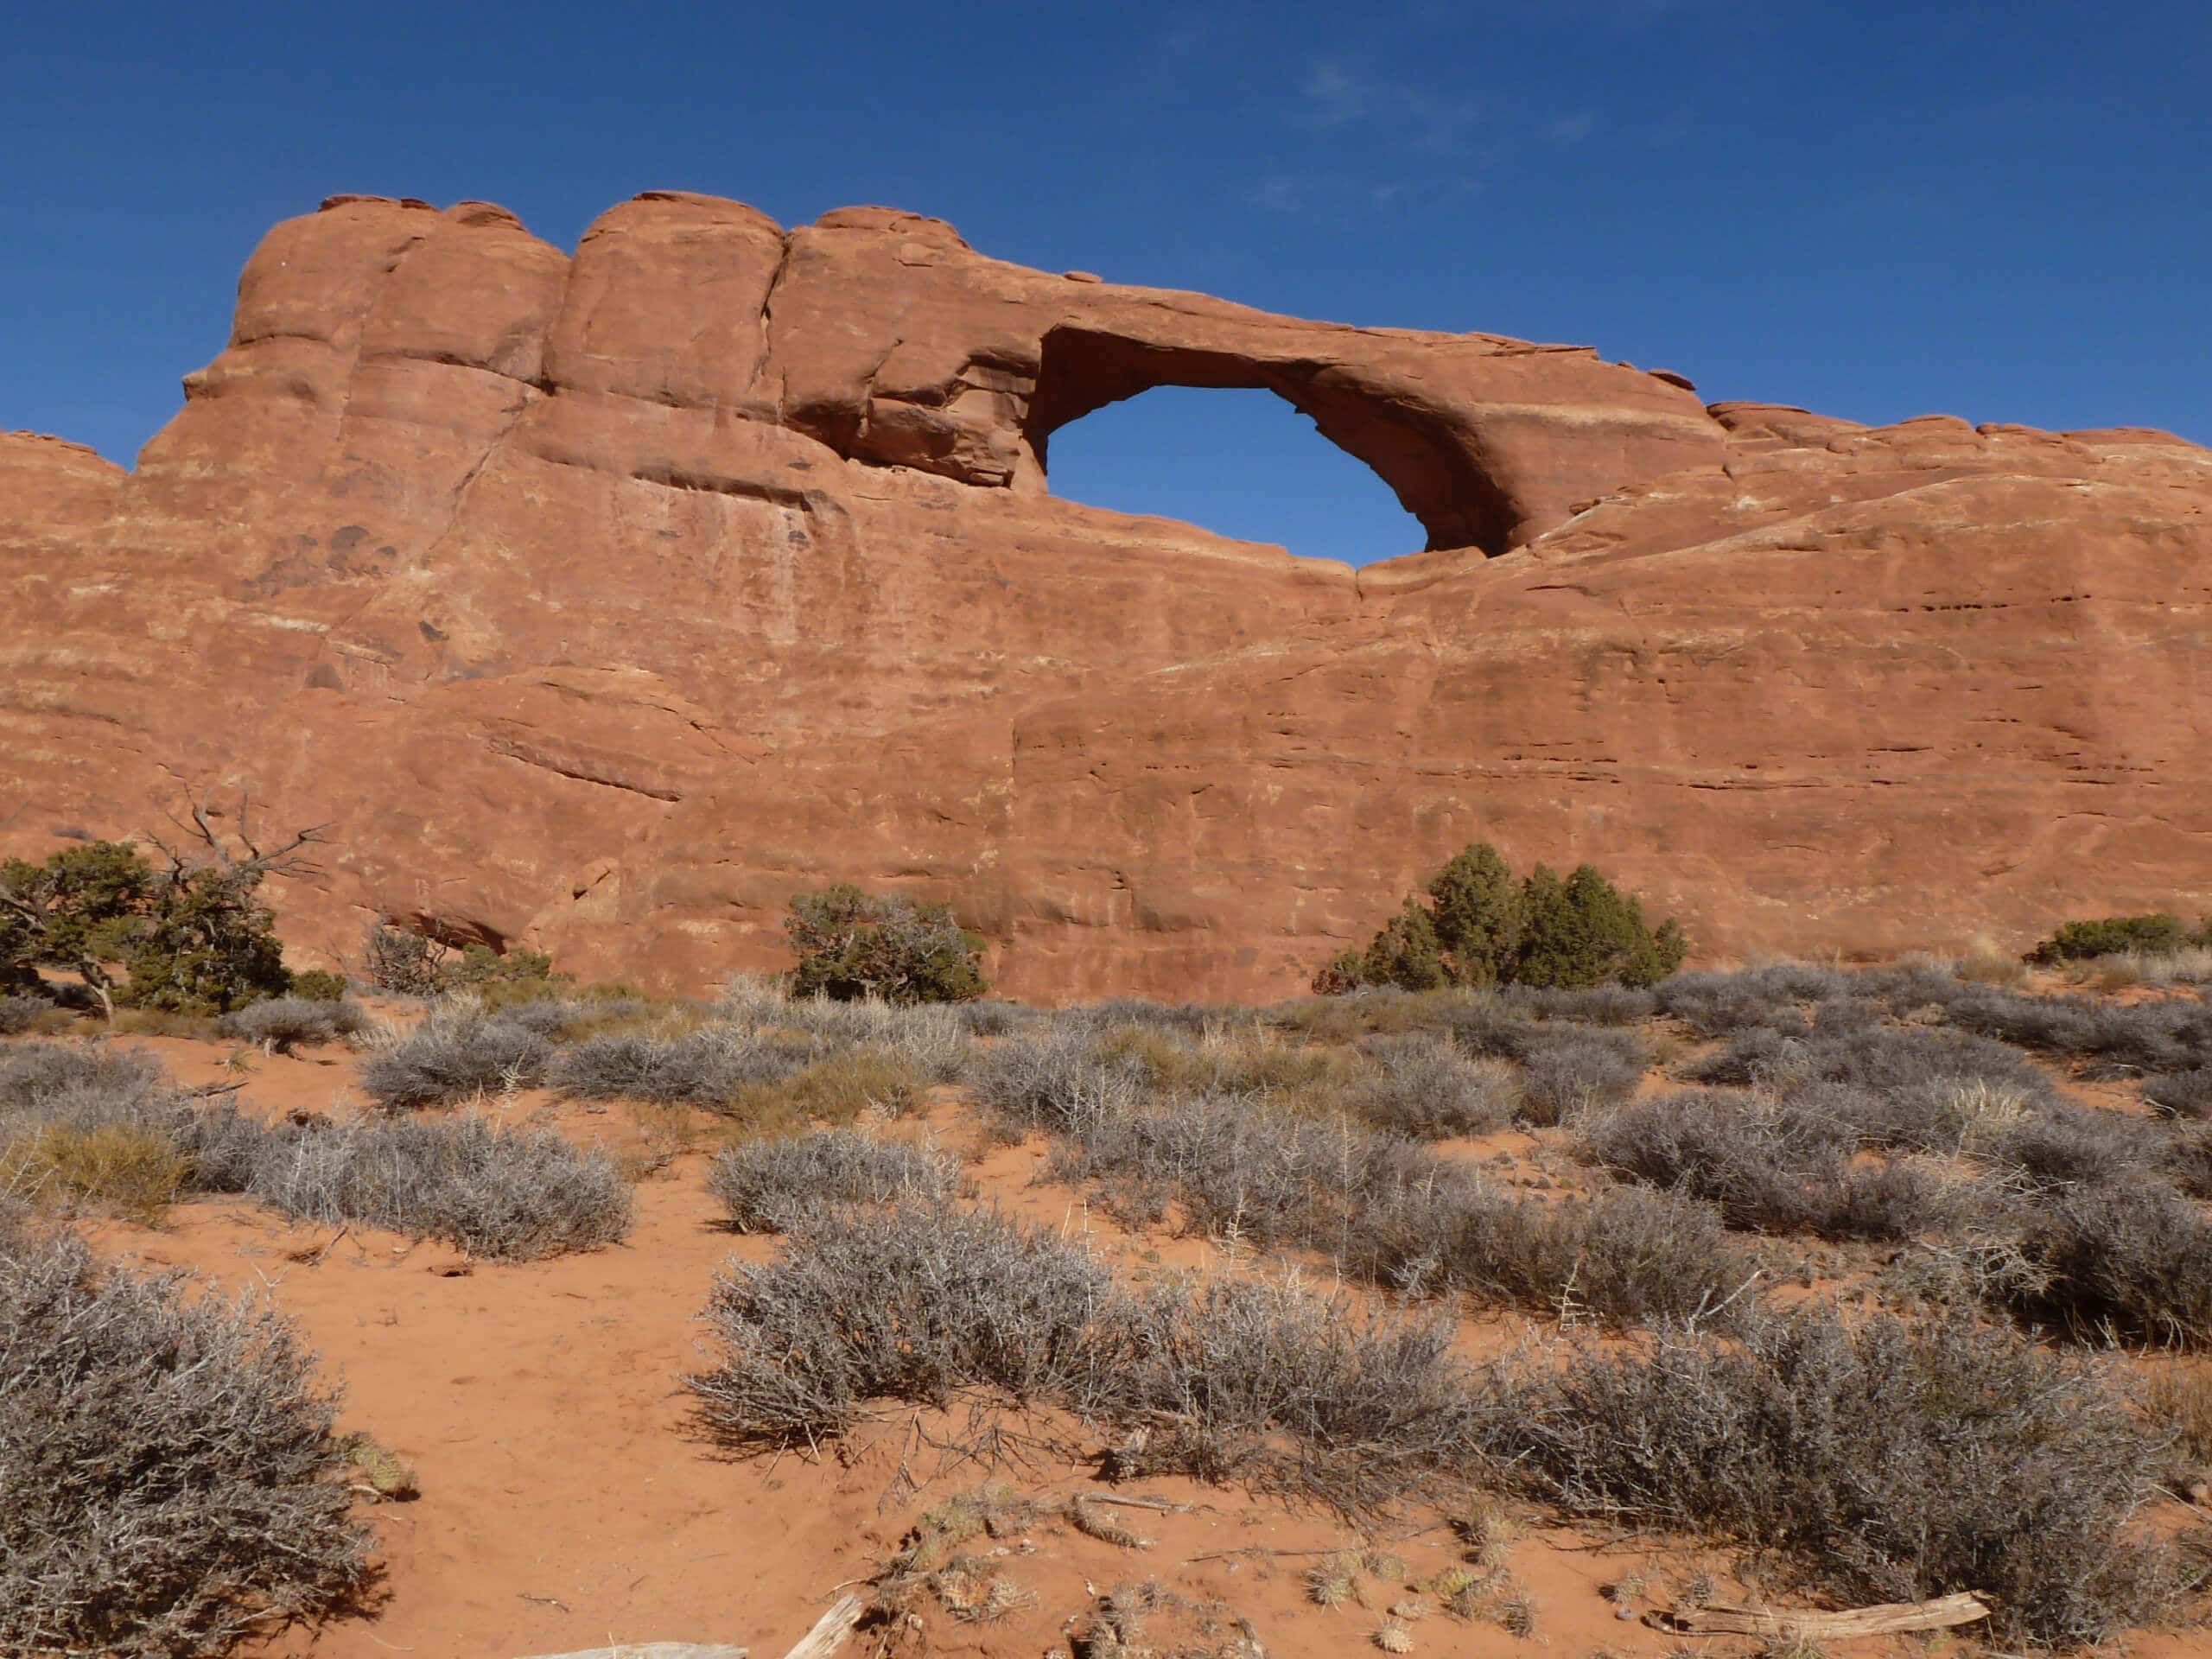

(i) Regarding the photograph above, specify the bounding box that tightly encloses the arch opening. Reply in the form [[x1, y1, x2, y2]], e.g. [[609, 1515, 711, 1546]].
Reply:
[[1041, 385, 1426, 566], [1022, 327, 1522, 557]]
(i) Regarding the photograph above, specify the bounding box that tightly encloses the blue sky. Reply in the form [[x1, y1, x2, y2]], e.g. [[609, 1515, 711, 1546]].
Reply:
[[6, 1, 2206, 566]]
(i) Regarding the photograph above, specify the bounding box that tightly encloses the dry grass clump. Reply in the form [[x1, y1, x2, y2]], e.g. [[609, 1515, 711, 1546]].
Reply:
[[1997, 1179, 2212, 1347], [874, 1484, 1045, 1628], [358, 1004, 552, 1110], [2145, 1067, 2212, 1120], [0, 1040, 626, 1256], [969, 1027, 1147, 1142], [0, 1039, 174, 1121], [716, 978, 975, 1081], [1516, 1032, 1644, 1126], [978, 1029, 1745, 1324], [216, 995, 371, 1054], [549, 1026, 798, 1108], [688, 1203, 1486, 1513], [1349, 1033, 1522, 1138], [1929, 982, 2212, 1073], [0, 1041, 238, 1220], [1071, 1580, 1263, 1659], [1, 1123, 191, 1222], [1485, 1306, 2177, 1647], [688, 1203, 1119, 1452], [2141, 1366, 2212, 1486], [1504, 983, 1661, 1026], [706, 1128, 959, 1232], [0, 1221, 369, 1657], [1094, 1018, 1346, 1105], [722, 1046, 929, 1128], [1580, 1090, 1970, 1242], [1653, 964, 1853, 1038], [2076, 945, 2212, 988], [1641, 961, 2206, 1075], [0, 990, 64, 1035], [249, 1112, 631, 1261]]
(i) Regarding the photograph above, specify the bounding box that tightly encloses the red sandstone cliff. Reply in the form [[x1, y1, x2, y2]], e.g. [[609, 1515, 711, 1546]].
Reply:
[[2, 193, 2206, 999]]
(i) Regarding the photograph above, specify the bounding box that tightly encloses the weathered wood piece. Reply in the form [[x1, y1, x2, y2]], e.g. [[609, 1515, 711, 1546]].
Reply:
[[781, 1592, 868, 1659], [1653, 1591, 1993, 1638]]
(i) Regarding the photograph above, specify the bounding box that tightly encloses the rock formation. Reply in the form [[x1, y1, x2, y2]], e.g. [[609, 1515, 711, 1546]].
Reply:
[[2, 192, 2206, 999]]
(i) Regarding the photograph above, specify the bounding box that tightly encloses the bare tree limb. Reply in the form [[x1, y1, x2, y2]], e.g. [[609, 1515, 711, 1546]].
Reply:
[[158, 790, 332, 879], [780, 1592, 866, 1659], [1651, 1592, 1993, 1638]]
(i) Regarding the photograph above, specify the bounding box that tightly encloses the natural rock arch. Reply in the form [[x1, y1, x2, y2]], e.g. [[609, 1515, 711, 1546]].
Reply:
[[1027, 375, 1428, 558], [1021, 327, 1521, 555]]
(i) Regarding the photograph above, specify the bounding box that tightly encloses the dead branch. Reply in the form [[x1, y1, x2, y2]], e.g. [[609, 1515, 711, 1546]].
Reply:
[[158, 790, 331, 879], [1650, 1591, 1993, 1638], [781, 1592, 866, 1659]]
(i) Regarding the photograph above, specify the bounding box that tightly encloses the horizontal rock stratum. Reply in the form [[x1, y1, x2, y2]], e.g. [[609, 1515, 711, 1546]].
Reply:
[[3, 192, 2208, 999]]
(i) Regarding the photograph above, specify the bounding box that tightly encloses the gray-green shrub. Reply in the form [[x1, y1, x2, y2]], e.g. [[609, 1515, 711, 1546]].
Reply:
[[707, 1129, 960, 1232], [1485, 1307, 2176, 1647], [358, 1006, 552, 1110], [0, 1223, 368, 1656]]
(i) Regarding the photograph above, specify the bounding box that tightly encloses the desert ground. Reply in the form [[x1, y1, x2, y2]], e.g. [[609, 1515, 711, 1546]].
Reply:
[[11, 949, 2212, 1659]]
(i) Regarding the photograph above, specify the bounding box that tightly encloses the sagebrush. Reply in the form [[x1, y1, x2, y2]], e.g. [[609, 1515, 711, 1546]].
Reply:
[[0, 1222, 369, 1656]]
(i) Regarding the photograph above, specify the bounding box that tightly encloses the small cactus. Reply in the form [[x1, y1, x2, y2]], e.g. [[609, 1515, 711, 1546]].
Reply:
[[1308, 1555, 1361, 1608], [1068, 1495, 1151, 1549], [1374, 1620, 1415, 1653], [1363, 1549, 1409, 1583], [1497, 1588, 1538, 1639]]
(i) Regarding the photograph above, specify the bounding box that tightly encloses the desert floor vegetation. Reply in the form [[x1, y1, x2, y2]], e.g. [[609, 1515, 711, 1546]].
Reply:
[[7, 951, 2212, 1656], [0, 1205, 371, 1657]]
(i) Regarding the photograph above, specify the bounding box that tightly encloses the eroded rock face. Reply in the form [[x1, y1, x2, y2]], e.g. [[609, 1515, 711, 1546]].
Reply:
[[2, 193, 2206, 999]]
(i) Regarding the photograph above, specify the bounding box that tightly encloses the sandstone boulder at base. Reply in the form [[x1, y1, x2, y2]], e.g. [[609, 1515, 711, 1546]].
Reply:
[[2, 193, 2206, 999]]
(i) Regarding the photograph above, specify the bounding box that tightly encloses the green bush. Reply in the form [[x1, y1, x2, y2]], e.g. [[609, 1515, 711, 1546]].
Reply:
[[0, 842, 291, 1016], [435, 942, 568, 1007], [361, 920, 443, 995], [289, 969, 348, 1002], [2025, 912, 2207, 965], [1319, 843, 1687, 994], [1426, 841, 1522, 986], [785, 885, 987, 1005], [1314, 899, 1446, 995], [112, 866, 291, 1014], [1516, 862, 1688, 990], [359, 922, 571, 1006], [1, 906, 41, 996]]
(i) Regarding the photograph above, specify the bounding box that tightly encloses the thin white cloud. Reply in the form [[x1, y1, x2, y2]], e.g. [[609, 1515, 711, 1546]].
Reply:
[[1249, 175, 1310, 214], [1247, 171, 1482, 226], [1296, 55, 1479, 153]]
